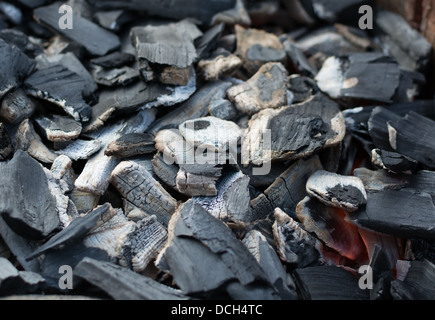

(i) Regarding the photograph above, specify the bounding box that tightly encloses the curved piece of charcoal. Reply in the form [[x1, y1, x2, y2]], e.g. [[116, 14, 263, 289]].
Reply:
[[24, 65, 92, 122], [55, 139, 102, 161], [84, 208, 136, 259], [198, 49, 242, 81], [74, 257, 188, 300], [34, 3, 120, 56], [179, 116, 241, 153], [371, 149, 418, 174], [283, 38, 317, 77], [349, 189, 435, 241], [272, 208, 321, 268], [34, 114, 82, 143], [120, 215, 167, 272], [26, 203, 117, 261], [75, 109, 156, 196], [15, 119, 57, 163], [0, 122, 13, 161], [104, 133, 155, 158], [296, 196, 366, 261], [242, 230, 298, 300], [234, 25, 286, 75], [0, 257, 46, 296], [390, 260, 435, 300], [110, 161, 177, 227], [375, 10, 432, 72], [242, 94, 345, 165], [0, 88, 36, 125], [193, 171, 252, 222], [0, 150, 60, 240], [315, 53, 401, 103], [387, 111, 435, 169], [50, 155, 75, 191], [227, 62, 290, 115], [0, 38, 35, 100], [306, 170, 367, 212], [293, 265, 369, 300], [131, 20, 202, 85]]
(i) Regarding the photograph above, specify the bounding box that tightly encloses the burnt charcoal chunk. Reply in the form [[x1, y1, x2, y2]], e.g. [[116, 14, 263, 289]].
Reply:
[[94, 10, 133, 32], [24, 65, 92, 122], [0, 123, 13, 161], [368, 107, 402, 151], [34, 2, 120, 56], [0, 150, 60, 240], [0, 88, 36, 125], [287, 75, 318, 103], [372, 149, 419, 174], [74, 257, 188, 300], [310, 0, 367, 23], [0, 29, 42, 58], [34, 114, 82, 142], [283, 38, 317, 77], [294, 265, 369, 300], [0, 38, 35, 99], [105, 133, 155, 158], [195, 23, 225, 61], [90, 52, 135, 68]]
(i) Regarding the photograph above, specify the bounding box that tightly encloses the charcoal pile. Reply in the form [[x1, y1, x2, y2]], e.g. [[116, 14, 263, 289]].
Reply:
[[1, 0, 435, 301]]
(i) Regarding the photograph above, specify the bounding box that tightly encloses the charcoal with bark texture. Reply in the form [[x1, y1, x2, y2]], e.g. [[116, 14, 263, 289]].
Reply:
[[388, 111, 435, 170], [227, 62, 290, 116], [242, 94, 345, 165], [0, 123, 13, 161], [151, 152, 179, 191], [25, 65, 92, 122], [0, 88, 36, 125], [26, 203, 116, 261], [110, 160, 177, 227], [0, 38, 35, 100], [0, 150, 60, 240], [293, 265, 369, 300], [34, 2, 120, 56], [305, 170, 367, 212], [74, 257, 188, 300], [34, 114, 82, 143], [104, 133, 155, 158], [349, 189, 435, 241], [0, 257, 45, 296], [375, 10, 432, 72], [158, 200, 279, 299], [131, 20, 202, 86], [315, 53, 401, 103], [390, 260, 435, 300]]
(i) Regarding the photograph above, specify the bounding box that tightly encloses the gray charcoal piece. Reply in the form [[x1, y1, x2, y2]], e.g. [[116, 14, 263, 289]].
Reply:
[[34, 114, 82, 142], [24, 65, 92, 122], [0, 150, 60, 240], [104, 132, 155, 158], [92, 66, 140, 87], [353, 168, 409, 192], [26, 203, 117, 261], [94, 10, 133, 32], [0, 38, 35, 100], [0, 122, 13, 161], [0, 29, 43, 58], [34, 2, 120, 56], [90, 51, 135, 68], [56, 139, 102, 161], [74, 257, 188, 300], [0, 88, 36, 125], [151, 152, 179, 191]]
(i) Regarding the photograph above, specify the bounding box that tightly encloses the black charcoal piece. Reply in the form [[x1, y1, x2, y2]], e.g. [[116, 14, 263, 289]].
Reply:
[[349, 189, 435, 241], [296, 196, 366, 261], [0, 38, 35, 99], [283, 38, 317, 77], [25, 65, 92, 122], [0, 150, 60, 240], [94, 10, 133, 32], [194, 171, 252, 222], [310, 0, 366, 23], [294, 265, 369, 300], [372, 149, 419, 174], [227, 62, 290, 115], [242, 230, 298, 300], [305, 170, 367, 212], [0, 29, 43, 58], [34, 114, 82, 142], [410, 239, 435, 264], [315, 53, 401, 103], [353, 168, 409, 192], [74, 257, 188, 300], [0, 122, 13, 161], [131, 20, 202, 85], [242, 94, 345, 165], [388, 111, 435, 170], [119, 215, 167, 272], [287, 75, 318, 103], [34, 2, 120, 56], [110, 160, 177, 227], [234, 25, 286, 75], [272, 207, 321, 267], [90, 51, 135, 68], [92, 66, 140, 87], [104, 133, 155, 158], [0, 257, 45, 296], [151, 152, 179, 191], [195, 23, 225, 61], [26, 203, 116, 261], [390, 260, 435, 300], [375, 10, 432, 72], [0, 88, 36, 124], [211, 0, 251, 26], [368, 107, 402, 152], [56, 139, 102, 161]]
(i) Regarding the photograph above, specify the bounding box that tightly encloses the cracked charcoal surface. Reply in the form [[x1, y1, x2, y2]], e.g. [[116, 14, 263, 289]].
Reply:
[[0, 0, 434, 301]]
